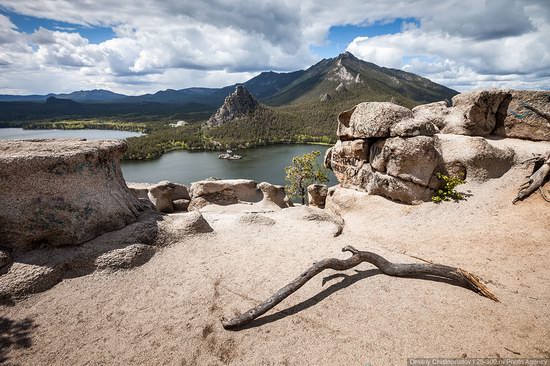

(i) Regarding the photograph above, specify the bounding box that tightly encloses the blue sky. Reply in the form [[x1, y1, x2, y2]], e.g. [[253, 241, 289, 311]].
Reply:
[[0, 8, 115, 44], [312, 18, 420, 59], [0, 0, 548, 94]]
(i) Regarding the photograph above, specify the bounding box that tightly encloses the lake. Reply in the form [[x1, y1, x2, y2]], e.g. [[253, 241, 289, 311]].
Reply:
[[0, 128, 337, 186], [0, 128, 142, 140], [121, 145, 337, 186]]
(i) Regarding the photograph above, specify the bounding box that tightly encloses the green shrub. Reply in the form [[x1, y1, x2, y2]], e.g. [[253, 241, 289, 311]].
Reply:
[[432, 173, 465, 203]]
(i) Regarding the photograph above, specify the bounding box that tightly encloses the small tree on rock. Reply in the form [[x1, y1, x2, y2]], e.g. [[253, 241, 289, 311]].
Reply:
[[285, 151, 329, 205]]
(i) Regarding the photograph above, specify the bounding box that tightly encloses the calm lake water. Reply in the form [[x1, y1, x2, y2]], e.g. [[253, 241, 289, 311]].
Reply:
[[0, 128, 142, 140], [0, 128, 336, 186], [122, 145, 337, 186]]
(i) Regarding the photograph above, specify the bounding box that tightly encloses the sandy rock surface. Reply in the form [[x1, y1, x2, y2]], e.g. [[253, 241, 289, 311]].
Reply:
[[2, 163, 549, 365]]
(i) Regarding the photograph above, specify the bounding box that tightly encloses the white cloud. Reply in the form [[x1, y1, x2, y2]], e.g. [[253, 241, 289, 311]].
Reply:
[[0, 0, 549, 94]]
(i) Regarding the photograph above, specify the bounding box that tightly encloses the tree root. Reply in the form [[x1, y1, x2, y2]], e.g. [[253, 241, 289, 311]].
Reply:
[[221, 246, 498, 330], [513, 151, 550, 204]]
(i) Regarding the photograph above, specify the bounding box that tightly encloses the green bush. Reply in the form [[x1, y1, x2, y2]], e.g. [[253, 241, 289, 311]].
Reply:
[[432, 173, 465, 203]]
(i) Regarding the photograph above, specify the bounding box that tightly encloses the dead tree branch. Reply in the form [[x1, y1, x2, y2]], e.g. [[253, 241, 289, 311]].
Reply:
[[513, 151, 550, 204], [221, 246, 498, 330]]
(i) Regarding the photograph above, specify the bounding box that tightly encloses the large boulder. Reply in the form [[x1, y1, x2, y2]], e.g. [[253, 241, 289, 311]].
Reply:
[[337, 102, 413, 139], [389, 118, 438, 137], [442, 89, 512, 136], [189, 179, 261, 210], [329, 139, 370, 188], [370, 136, 440, 187], [172, 182, 191, 200], [412, 101, 450, 129], [0, 139, 143, 251], [494, 90, 550, 141], [258, 182, 289, 209], [307, 184, 328, 208], [435, 134, 515, 182], [148, 181, 175, 213], [366, 170, 435, 204]]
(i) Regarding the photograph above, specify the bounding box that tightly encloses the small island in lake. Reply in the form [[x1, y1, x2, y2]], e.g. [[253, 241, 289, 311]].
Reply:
[[218, 149, 242, 160]]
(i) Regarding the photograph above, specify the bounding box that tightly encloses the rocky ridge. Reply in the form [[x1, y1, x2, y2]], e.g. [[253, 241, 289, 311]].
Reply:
[[206, 85, 259, 127]]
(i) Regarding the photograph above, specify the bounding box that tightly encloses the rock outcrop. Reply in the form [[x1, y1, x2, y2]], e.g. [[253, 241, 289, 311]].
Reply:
[[412, 89, 550, 141], [188, 179, 292, 210], [0, 139, 145, 250], [324, 89, 549, 204], [441, 89, 512, 136], [206, 85, 259, 127], [0, 139, 178, 301], [189, 179, 261, 210], [494, 90, 550, 141], [337, 102, 413, 140]]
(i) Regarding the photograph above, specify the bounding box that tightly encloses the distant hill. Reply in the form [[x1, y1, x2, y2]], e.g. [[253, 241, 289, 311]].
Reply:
[[0, 89, 126, 103], [263, 52, 457, 107]]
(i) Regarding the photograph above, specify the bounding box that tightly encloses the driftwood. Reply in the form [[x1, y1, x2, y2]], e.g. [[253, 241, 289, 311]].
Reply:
[[221, 246, 498, 330], [513, 151, 550, 204]]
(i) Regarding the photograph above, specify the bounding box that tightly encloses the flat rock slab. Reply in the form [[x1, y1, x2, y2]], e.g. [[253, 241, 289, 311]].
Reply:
[[0, 139, 143, 250]]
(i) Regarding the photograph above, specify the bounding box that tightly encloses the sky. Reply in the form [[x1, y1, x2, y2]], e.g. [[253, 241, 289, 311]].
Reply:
[[0, 0, 549, 95]]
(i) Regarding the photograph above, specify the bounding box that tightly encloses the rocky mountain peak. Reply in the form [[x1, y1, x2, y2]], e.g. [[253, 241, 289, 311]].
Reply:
[[207, 85, 259, 127]]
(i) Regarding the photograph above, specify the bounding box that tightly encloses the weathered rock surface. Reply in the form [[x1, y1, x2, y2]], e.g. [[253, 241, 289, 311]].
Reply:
[[307, 184, 328, 208], [206, 85, 258, 127], [158, 212, 213, 245], [442, 89, 512, 136], [412, 101, 450, 129], [373, 136, 440, 187], [258, 182, 290, 209], [435, 134, 515, 182], [239, 214, 276, 226], [329, 139, 369, 188], [390, 118, 438, 137], [337, 102, 413, 139], [366, 170, 435, 204], [0, 211, 160, 301], [189, 179, 261, 210], [0, 139, 144, 251], [325, 185, 369, 215], [148, 181, 175, 213], [128, 181, 190, 212], [172, 183, 191, 200], [494, 90, 550, 141]]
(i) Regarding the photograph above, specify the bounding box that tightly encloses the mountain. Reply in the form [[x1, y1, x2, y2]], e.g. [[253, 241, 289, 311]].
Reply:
[[0, 53, 457, 108], [0, 52, 458, 131], [55, 89, 127, 102], [263, 52, 457, 107], [0, 89, 126, 103]]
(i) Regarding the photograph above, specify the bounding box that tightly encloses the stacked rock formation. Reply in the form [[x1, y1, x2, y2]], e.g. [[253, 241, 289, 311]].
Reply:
[[323, 89, 550, 204], [207, 85, 259, 127]]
